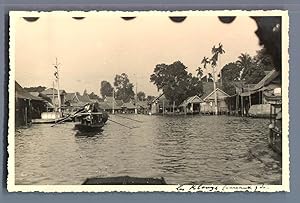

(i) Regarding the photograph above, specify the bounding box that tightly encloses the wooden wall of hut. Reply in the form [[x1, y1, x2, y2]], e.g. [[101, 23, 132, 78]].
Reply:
[[15, 98, 32, 127]]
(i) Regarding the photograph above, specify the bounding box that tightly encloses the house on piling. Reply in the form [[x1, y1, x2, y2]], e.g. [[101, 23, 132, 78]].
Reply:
[[226, 70, 281, 117], [99, 96, 122, 113], [200, 82, 230, 115], [248, 70, 280, 117], [136, 100, 149, 114], [121, 101, 136, 114], [150, 93, 172, 115], [179, 95, 203, 114], [15, 81, 47, 127]]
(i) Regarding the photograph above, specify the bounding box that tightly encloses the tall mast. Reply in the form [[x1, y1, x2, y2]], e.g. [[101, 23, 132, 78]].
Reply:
[[52, 81, 55, 111], [213, 65, 218, 115], [112, 88, 115, 114], [53, 58, 61, 113], [134, 74, 138, 114]]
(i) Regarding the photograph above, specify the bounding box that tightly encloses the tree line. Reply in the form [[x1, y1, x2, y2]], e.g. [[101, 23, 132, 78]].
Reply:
[[150, 43, 275, 106], [100, 73, 151, 103], [221, 48, 274, 95], [150, 61, 203, 105]]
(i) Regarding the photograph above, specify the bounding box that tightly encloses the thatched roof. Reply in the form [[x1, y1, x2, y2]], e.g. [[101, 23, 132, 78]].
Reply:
[[76, 93, 91, 103], [121, 102, 136, 109]]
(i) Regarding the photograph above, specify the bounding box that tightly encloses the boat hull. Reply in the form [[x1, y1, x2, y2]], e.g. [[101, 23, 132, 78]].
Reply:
[[74, 123, 105, 132]]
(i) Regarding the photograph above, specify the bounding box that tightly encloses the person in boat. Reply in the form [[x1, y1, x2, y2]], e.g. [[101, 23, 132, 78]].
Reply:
[[80, 103, 92, 125]]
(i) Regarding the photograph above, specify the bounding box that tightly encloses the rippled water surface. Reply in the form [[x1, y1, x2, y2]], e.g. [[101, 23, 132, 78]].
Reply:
[[15, 115, 281, 185]]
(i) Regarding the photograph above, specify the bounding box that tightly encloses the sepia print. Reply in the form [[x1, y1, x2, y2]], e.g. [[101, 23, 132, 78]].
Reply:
[[8, 11, 289, 192]]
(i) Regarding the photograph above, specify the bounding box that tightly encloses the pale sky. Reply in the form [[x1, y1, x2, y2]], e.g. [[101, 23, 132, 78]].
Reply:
[[14, 12, 262, 97]]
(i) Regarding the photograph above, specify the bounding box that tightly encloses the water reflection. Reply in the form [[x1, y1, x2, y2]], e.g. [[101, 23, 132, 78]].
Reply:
[[74, 129, 104, 137]]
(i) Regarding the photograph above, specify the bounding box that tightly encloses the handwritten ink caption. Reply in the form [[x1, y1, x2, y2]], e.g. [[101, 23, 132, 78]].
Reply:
[[176, 184, 267, 192]]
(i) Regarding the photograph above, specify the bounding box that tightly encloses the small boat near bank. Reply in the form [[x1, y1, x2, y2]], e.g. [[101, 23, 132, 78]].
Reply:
[[32, 111, 69, 124]]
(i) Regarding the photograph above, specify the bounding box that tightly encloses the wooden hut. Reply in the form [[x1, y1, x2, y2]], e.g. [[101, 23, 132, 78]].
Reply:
[[136, 100, 149, 114], [179, 95, 203, 115], [200, 82, 230, 114], [15, 81, 46, 127], [233, 70, 281, 117], [150, 93, 171, 115], [121, 102, 136, 114]]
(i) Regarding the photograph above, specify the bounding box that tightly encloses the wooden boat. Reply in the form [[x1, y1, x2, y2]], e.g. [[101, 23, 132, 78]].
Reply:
[[82, 176, 166, 185], [268, 103, 282, 154], [266, 91, 282, 154], [74, 120, 105, 132], [74, 107, 108, 133]]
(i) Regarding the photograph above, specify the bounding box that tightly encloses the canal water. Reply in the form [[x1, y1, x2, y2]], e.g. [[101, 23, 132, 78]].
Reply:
[[15, 115, 281, 185]]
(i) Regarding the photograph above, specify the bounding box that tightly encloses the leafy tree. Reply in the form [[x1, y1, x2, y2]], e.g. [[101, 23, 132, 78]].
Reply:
[[255, 48, 274, 71], [137, 91, 146, 101], [100, 80, 114, 98], [114, 73, 135, 103], [221, 53, 266, 95], [221, 62, 242, 95], [236, 53, 266, 83], [150, 61, 203, 105]]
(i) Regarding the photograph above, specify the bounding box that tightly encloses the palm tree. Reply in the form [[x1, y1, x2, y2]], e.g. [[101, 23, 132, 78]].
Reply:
[[201, 56, 210, 69], [211, 43, 226, 84], [236, 53, 252, 81], [201, 56, 210, 82], [196, 67, 203, 79], [210, 43, 225, 115]]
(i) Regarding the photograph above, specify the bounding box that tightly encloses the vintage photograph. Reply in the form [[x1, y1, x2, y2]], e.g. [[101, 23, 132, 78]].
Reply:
[[8, 11, 289, 192]]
